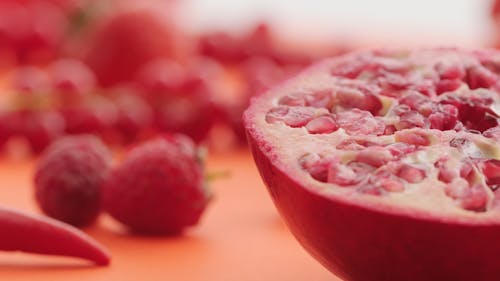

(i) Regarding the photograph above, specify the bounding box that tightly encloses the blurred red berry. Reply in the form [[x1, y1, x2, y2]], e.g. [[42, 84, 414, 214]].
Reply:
[[84, 10, 175, 87], [110, 89, 154, 144], [0, 0, 68, 64], [34, 134, 112, 227], [135, 59, 217, 143], [11, 65, 50, 95], [47, 58, 97, 105], [198, 22, 274, 64], [59, 96, 118, 143], [0, 110, 65, 154], [103, 134, 211, 235]]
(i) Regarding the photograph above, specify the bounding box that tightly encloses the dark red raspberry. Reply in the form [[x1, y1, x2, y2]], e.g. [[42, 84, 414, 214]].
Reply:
[[34, 135, 112, 227], [103, 134, 211, 235]]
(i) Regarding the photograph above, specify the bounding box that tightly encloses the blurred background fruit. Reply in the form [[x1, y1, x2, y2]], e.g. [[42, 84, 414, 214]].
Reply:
[[0, 0, 496, 157]]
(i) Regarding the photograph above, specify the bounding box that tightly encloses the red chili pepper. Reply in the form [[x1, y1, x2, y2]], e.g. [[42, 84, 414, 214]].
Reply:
[[0, 206, 110, 265]]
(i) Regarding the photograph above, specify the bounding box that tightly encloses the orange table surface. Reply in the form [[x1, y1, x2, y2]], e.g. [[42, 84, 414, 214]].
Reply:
[[0, 149, 339, 281]]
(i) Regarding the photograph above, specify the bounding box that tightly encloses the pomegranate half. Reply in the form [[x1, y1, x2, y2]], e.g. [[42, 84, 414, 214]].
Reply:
[[244, 49, 500, 281]]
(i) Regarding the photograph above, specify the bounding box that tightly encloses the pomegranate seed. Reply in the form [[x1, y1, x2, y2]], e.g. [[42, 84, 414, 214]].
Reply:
[[396, 164, 426, 183], [473, 114, 499, 133], [336, 139, 365, 150], [299, 153, 329, 182], [327, 160, 374, 186], [479, 159, 500, 191], [436, 62, 466, 80], [483, 126, 500, 140], [445, 180, 490, 212], [436, 79, 462, 95], [395, 111, 426, 130], [376, 58, 410, 74], [460, 184, 490, 212], [265, 106, 316, 127], [394, 130, 432, 146], [444, 178, 469, 200], [373, 171, 405, 192], [435, 158, 457, 183], [305, 115, 338, 134], [459, 161, 476, 182], [378, 72, 409, 91], [336, 139, 380, 150], [336, 88, 364, 107], [411, 79, 437, 97], [399, 92, 435, 116], [356, 146, 394, 167], [327, 162, 360, 186], [428, 104, 459, 130], [466, 65, 497, 89], [384, 125, 397, 135], [279, 95, 305, 106], [336, 88, 382, 115], [428, 112, 455, 130], [393, 104, 411, 116], [386, 142, 418, 159], [347, 161, 376, 175], [435, 104, 458, 121], [356, 184, 384, 195], [304, 90, 334, 108], [336, 109, 385, 136], [441, 94, 499, 132], [331, 59, 369, 79]]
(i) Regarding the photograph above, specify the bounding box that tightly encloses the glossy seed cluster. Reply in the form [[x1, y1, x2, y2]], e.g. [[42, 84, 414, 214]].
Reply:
[[265, 49, 500, 212]]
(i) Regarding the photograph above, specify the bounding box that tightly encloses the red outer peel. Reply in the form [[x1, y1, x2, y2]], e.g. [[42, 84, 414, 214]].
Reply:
[[0, 206, 110, 265], [247, 136, 500, 281]]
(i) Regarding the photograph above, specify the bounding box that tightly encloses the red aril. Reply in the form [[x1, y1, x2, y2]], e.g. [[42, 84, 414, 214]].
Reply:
[[244, 49, 500, 281]]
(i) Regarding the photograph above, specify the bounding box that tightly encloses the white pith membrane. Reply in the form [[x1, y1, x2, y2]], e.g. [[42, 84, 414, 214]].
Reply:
[[248, 49, 500, 219]]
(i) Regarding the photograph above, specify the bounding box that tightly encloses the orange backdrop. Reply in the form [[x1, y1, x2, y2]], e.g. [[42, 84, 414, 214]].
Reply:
[[0, 149, 339, 281]]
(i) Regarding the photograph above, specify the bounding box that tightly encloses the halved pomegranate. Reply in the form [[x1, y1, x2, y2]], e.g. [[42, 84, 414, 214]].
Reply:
[[244, 49, 500, 281]]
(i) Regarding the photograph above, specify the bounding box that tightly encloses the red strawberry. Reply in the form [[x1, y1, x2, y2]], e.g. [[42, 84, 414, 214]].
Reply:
[[103, 134, 211, 235], [34, 134, 112, 227], [84, 10, 175, 87]]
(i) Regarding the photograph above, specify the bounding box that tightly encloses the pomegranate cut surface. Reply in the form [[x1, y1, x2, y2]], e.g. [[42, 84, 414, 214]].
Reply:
[[244, 49, 500, 281]]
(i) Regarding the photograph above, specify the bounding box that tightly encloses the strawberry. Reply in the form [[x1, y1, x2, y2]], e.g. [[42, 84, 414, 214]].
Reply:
[[34, 135, 112, 227], [103, 134, 211, 235]]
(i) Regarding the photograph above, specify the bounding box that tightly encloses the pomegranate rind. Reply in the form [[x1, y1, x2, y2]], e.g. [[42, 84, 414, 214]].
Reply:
[[244, 49, 500, 281]]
